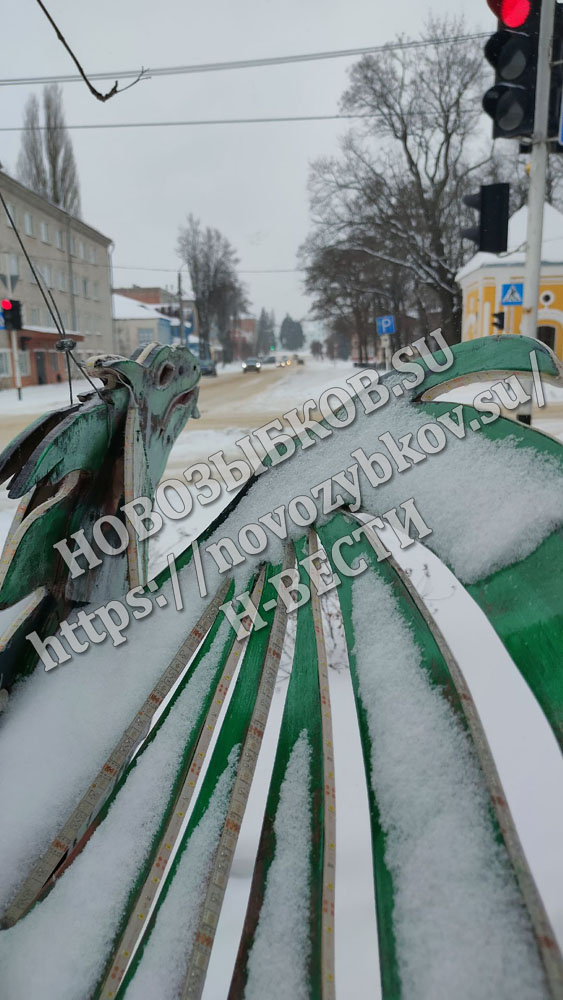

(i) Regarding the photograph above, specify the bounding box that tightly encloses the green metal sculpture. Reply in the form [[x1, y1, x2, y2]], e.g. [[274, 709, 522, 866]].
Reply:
[[0, 341, 201, 690], [1, 334, 563, 1000]]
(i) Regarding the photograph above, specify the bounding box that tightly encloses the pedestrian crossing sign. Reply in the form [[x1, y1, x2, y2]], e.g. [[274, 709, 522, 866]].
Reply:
[[501, 283, 524, 306]]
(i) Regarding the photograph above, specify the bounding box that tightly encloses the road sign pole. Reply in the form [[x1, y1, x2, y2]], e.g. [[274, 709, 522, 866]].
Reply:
[[522, 0, 556, 341], [178, 272, 185, 346], [10, 327, 21, 401]]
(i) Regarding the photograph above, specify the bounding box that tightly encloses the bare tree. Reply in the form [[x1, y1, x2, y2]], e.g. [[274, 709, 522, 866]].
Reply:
[[300, 237, 375, 362], [17, 85, 81, 216], [304, 17, 488, 344], [177, 214, 247, 351]]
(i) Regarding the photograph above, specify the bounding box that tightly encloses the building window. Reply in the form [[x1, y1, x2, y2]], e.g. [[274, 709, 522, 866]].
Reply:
[[137, 327, 153, 346], [30, 308, 41, 326], [82, 277, 89, 297], [72, 274, 80, 296], [9, 255, 18, 289], [43, 308, 56, 329], [36, 264, 52, 288], [93, 281, 100, 301], [78, 239, 84, 259], [40, 221, 50, 243], [88, 246, 96, 264], [4, 202, 16, 228], [69, 234, 75, 255], [24, 212, 34, 236], [537, 326, 556, 351], [55, 229, 64, 251], [0, 349, 11, 377], [58, 270, 66, 292], [18, 351, 30, 376]]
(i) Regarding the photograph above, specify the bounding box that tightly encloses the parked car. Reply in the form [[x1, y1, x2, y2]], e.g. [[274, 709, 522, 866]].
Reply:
[[199, 357, 217, 376], [242, 357, 262, 372]]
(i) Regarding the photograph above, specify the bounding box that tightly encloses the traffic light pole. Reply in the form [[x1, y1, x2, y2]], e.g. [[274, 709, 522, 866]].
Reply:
[[522, 0, 556, 341], [178, 271, 185, 346], [9, 327, 22, 401]]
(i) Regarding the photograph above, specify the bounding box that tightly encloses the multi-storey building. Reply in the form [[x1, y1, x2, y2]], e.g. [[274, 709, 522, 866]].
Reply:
[[0, 170, 113, 387]]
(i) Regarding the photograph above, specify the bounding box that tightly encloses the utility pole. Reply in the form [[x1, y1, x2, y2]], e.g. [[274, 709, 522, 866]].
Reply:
[[10, 326, 21, 401], [178, 271, 185, 345], [522, 0, 556, 340]]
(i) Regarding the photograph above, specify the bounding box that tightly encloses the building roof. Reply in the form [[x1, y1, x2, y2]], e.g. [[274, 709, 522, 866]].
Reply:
[[0, 170, 112, 245], [456, 202, 563, 283], [113, 284, 196, 304], [112, 293, 171, 322]]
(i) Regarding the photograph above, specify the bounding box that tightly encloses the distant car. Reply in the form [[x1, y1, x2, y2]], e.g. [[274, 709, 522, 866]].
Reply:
[[277, 355, 289, 368], [199, 358, 217, 376], [242, 357, 261, 372], [292, 354, 305, 365], [260, 355, 276, 365]]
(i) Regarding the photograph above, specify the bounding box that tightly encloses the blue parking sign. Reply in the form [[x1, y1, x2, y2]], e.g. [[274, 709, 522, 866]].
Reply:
[[376, 314, 396, 335]]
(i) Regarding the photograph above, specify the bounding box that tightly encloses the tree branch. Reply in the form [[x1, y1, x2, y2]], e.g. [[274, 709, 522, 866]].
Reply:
[[35, 0, 147, 102]]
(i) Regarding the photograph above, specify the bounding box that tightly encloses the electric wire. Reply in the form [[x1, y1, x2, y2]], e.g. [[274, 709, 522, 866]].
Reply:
[[0, 32, 489, 89]]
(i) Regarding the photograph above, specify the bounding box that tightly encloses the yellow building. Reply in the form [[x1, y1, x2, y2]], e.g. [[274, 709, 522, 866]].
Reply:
[[456, 202, 563, 359]]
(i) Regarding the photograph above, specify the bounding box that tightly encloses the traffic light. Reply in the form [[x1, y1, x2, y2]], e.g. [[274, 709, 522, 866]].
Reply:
[[518, 4, 563, 150], [492, 310, 506, 329], [462, 183, 510, 252], [549, 4, 563, 145], [483, 0, 541, 139], [1, 299, 22, 330]]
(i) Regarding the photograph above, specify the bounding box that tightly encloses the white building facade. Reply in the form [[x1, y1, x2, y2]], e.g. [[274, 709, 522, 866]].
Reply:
[[0, 170, 113, 385]]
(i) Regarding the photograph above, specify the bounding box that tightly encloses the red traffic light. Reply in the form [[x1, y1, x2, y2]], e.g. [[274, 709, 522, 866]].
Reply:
[[1, 299, 12, 310], [487, 0, 532, 27]]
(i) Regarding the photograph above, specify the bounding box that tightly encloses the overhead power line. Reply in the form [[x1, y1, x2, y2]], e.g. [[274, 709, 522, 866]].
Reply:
[[0, 113, 380, 131], [0, 32, 488, 88], [0, 109, 479, 133], [1, 253, 302, 273]]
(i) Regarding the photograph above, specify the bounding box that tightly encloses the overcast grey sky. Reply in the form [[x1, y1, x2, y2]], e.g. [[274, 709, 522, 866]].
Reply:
[[2, 0, 487, 324]]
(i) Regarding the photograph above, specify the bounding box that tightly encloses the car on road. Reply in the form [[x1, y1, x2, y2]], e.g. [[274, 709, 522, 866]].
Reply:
[[277, 355, 289, 367], [292, 354, 305, 365], [199, 357, 217, 376], [242, 357, 261, 372], [260, 355, 276, 365]]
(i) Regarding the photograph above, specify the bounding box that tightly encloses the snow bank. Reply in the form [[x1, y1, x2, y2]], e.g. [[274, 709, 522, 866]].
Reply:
[[0, 379, 100, 415], [124, 747, 239, 1000], [244, 731, 312, 1000], [351, 570, 548, 1000], [0, 621, 233, 1000]]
